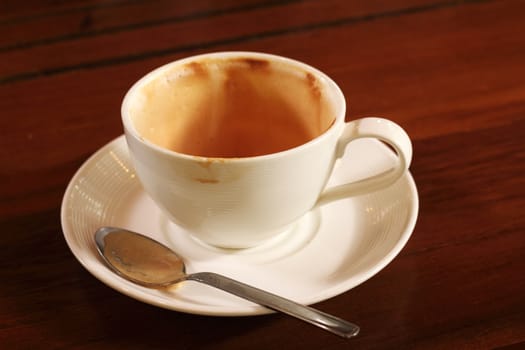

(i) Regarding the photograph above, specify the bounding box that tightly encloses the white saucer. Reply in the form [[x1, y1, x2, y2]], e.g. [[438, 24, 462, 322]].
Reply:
[[61, 135, 418, 316]]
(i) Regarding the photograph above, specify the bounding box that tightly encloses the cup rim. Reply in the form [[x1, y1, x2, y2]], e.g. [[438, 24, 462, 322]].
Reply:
[[121, 51, 346, 162]]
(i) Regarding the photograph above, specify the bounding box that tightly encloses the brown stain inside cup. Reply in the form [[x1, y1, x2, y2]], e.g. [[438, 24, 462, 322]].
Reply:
[[306, 72, 320, 97], [238, 57, 271, 70], [186, 61, 209, 77], [130, 56, 335, 158]]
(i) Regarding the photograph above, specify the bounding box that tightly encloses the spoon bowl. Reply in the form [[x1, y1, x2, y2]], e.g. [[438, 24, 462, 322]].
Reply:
[[95, 226, 360, 338]]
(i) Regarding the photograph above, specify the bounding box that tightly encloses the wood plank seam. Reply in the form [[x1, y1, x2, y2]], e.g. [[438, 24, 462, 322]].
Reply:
[[0, 0, 494, 86]]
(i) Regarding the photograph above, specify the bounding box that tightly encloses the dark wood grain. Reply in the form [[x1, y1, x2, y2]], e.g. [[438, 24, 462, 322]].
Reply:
[[0, 0, 449, 83], [0, 0, 280, 50], [1, 0, 525, 348]]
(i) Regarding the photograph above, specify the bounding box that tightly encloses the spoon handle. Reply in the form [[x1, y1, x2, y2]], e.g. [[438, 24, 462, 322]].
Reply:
[[186, 272, 360, 338]]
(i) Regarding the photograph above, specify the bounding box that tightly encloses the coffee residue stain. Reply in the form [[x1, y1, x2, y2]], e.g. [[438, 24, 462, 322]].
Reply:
[[306, 72, 323, 132], [134, 56, 336, 158], [305, 72, 321, 99], [196, 160, 212, 169], [186, 61, 208, 77], [195, 158, 228, 167], [237, 57, 270, 70]]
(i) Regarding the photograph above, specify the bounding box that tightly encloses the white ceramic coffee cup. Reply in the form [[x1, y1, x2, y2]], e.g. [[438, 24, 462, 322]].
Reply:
[[122, 52, 412, 248]]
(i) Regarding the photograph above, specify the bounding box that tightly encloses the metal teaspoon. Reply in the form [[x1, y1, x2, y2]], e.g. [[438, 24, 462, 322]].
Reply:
[[94, 227, 360, 338]]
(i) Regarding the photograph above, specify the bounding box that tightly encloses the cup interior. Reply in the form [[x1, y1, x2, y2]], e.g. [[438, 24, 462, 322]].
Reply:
[[123, 53, 342, 158]]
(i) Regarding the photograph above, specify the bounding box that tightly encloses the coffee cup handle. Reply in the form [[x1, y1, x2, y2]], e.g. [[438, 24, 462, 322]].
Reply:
[[317, 117, 412, 205]]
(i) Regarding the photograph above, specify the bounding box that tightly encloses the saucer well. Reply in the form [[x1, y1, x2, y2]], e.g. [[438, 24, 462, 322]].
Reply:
[[61, 135, 418, 316]]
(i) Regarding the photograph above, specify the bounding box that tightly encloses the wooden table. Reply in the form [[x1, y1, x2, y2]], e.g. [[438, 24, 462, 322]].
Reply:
[[2, 1, 524, 348]]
